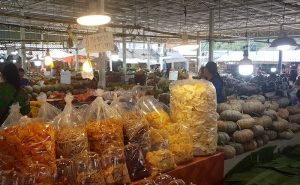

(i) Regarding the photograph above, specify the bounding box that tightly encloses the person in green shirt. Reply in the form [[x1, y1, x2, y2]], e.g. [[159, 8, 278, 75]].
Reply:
[[0, 62, 30, 125]]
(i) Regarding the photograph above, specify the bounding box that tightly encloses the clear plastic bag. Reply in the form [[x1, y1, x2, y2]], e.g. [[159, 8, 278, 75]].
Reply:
[[145, 149, 176, 176], [84, 90, 130, 184], [163, 124, 193, 164], [0, 104, 56, 174], [137, 96, 171, 129], [1, 103, 23, 127], [124, 144, 149, 181], [170, 79, 218, 156], [54, 93, 88, 159], [37, 93, 61, 123], [101, 147, 131, 185], [54, 157, 76, 185]]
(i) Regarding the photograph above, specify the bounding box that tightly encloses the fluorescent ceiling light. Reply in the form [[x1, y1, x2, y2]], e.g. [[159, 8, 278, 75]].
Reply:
[[77, 15, 111, 26]]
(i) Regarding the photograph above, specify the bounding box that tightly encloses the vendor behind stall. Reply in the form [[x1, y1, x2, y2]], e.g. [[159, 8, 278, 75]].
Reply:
[[0, 62, 30, 125], [19, 68, 30, 87], [204, 62, 224, 103]]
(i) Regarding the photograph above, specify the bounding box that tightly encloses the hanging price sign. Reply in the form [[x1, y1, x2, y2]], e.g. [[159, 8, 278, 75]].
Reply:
[[83, 32, 114, 53]]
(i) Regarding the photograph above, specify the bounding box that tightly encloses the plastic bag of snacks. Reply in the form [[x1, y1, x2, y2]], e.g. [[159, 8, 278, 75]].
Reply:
[[170, 79, 218, 156], [73, 152, 106, 185], [124, 143, 149, 181], [23, 162, 54, 185], [54, 157, 76, 185], [37, 93, 61, 122], [101, 147, 131, 185], [137, 96, 171, 129], [0, 104, 56, 174], [54, 94, 88, 159], [85, 89, 124, 156], [162, 124, 193, 164], [145, 149, 176, 176]]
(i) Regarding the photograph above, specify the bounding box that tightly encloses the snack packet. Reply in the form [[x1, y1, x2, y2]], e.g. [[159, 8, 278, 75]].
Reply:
[[37, 93, 61, 122]]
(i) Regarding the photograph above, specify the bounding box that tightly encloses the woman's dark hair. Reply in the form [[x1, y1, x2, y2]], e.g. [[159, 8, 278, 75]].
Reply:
[[200, 66, 205, 73], [19, 68, 25, 73], [1, 62, 20, 91]]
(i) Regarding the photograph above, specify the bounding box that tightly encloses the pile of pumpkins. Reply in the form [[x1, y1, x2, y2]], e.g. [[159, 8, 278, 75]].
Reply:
[[217, 95, 300, 159]]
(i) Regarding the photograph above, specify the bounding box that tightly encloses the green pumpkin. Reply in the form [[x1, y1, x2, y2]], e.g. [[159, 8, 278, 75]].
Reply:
[[218, 132, 230, 145], [264, 130, 278, 140], [232, 129, 254, 143], [243, 140, 257, 151], [217, 121, 237, 134], [220, 110, 242, 122], [229, 142, 244, 155], [251, 125, 264, 137], [217, 145, 236, 159]]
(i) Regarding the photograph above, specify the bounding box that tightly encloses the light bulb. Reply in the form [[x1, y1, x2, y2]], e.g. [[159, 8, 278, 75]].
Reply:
[[44, 56, 53, 66], [34, 60, 42, 67], [277, 45, 290, 51], [271, 67, 277, 73], [12, 60, 17, 63], [82, 60, 93, 73], [77, 15, 111, 26], [0, 59, 4, 63], [239, 64, 253, 76]]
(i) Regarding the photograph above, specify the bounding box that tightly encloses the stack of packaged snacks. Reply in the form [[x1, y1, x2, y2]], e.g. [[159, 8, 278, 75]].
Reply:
[[170, 80, 218, 156], [85, 89, 130, 184], [54, 94, 88, 160], [0, 104, 56, 175]]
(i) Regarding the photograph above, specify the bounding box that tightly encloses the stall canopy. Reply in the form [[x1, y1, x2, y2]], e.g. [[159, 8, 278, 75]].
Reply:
[[216, 50, 300, 64]]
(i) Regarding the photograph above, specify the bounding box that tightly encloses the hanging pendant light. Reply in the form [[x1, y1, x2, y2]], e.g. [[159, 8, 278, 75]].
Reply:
[[77, 0, 111, 26], [239, 46, 253, 76], [44, 49, 53, 66], [270, 28, 298, 51], [270, 4, 298, 50]]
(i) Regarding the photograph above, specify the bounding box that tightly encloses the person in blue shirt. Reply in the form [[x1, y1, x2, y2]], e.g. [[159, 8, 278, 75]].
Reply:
[[19, 68, 30, 87], [204, 62, 224, 103]]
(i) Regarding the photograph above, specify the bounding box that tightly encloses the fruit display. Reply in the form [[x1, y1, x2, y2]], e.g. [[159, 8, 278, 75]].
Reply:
[[170, 79, 218, 156], [217, 94, 300, 159]]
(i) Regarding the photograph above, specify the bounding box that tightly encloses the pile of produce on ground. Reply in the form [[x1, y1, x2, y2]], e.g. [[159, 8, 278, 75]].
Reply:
[[217, 94, 300, 159]]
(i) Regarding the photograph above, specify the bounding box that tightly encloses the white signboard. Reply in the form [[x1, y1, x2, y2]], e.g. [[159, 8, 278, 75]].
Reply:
[[169, 71, 179, 81], [83, 32, 114, 53], [60, 70, 71, 84]]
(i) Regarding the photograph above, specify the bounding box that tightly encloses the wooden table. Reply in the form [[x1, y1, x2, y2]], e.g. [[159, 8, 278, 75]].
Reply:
[[133, 153, 224, 185]]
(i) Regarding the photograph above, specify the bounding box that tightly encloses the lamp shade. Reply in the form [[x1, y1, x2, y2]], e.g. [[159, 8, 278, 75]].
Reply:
[[77, 14, 111, 26], [270, 32, 298, 48]]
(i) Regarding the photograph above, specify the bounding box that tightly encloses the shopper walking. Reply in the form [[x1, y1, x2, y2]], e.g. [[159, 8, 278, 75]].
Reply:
[[204, 61, 224, 103], [0, 62, 30, 125]]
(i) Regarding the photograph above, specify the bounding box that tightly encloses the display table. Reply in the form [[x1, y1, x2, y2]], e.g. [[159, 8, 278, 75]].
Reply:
[[133, 153, 224, 185]]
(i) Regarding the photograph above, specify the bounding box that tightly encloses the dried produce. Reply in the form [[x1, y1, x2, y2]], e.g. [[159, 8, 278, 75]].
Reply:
[[0, 104, 56, 173], [54, 94, 88, 159], [145, 149, 176, 176], [170, 80, 218, 156]]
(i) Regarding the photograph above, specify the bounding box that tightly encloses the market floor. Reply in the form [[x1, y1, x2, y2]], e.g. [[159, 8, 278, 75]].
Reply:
[[224, 145, 300, 185]]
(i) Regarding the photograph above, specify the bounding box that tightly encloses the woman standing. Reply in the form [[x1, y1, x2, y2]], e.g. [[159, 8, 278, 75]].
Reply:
[[0, 62, 30, 125], [204, 62, 224, 103]]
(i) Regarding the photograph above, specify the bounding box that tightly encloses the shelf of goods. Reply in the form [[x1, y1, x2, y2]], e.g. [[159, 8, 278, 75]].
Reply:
[[1, 78, 223, 185]]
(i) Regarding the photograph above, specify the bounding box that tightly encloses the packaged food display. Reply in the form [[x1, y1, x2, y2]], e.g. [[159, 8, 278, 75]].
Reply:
[[101, 147, 131, 185], [145, 149, 176, 176], [124, 144, 149, 181], [55, 158, 76, 185], [54, 94, 88, 159], [154, 174, 173, 185], [170, 80, 218, 156], [148, 128, 169, 151], [37, 93, 61, 122], [124, 111, 150, 141], [24, 162, 55, 185], [137, 96, 171, 129], [0, 104, 56, 174], [73, 152, 106, 185], [165, 124, 193, 164]]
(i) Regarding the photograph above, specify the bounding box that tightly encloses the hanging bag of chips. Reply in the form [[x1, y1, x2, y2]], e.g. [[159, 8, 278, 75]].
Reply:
[[0, 104, 56, 174], [54, 93, 89, 159], [85, 89, 131, 184], [170, 79, 218, 156], [37, 93, 61, 123]]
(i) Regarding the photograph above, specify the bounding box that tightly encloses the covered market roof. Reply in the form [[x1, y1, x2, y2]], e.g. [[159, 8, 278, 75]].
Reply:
[[1, 0, 300, 44]]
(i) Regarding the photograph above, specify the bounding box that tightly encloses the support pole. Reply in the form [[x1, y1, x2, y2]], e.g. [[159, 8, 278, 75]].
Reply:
[[20, 11, 26, 70], [147, 40, 151, 70], [278, 50, 283, 75], [196, 31, 201, 72], [98, 52, 106, 89], [122, 27, 127, 83], [75, 46, 79, 72], [208, 9, 215, 62]]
